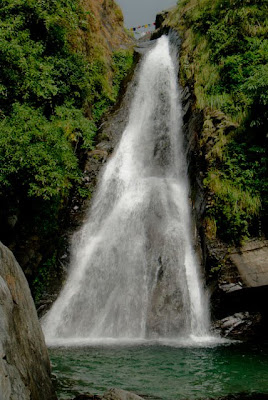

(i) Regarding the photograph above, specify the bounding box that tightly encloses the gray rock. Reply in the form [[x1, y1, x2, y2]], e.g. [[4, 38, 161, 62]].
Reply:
[[218, 282, 243, 293], [72, 395, 101, 400], [214, 311, 262, 338], [0, 242, 56, 400], [155, 7, 176, 29], [230, 240, 268, 287], [103, 389, 145, 400], [72, 390, 145, 400]]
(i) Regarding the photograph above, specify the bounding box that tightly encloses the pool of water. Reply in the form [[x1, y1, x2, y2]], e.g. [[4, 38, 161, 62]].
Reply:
[[49, 340, 268, 400]]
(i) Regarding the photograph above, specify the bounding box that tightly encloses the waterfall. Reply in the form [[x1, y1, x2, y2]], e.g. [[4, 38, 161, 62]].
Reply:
[[43, 35, 210, 344]]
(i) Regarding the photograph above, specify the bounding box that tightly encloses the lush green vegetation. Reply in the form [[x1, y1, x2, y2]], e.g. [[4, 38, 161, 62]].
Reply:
[[0, 0, 133, 200], [170, 0, 267, 242], [91, 49, 134, 121], [0, 0, 133, 300]]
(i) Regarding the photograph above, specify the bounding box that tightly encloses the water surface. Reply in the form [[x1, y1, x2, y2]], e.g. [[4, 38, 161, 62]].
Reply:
[[49, 341, 268, 400]]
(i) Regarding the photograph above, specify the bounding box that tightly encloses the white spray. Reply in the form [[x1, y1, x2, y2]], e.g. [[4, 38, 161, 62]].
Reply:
[[43, 36, 210, 344]]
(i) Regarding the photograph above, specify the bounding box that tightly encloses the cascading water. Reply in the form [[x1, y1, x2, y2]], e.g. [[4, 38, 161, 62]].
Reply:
[[43, 35, 210, 344]]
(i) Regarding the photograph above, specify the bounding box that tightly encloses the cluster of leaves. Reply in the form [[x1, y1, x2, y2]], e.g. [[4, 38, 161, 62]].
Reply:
[[91, 49, 134, 121], [191, 0, 267, 128], [32, 251, 59, 304], [176, 0, 267, 243], [0, 103, 96, 199], [0, 0, 96, 199], [0, 0, 133, 201], [204, 143, 265, 241], [112, 49, 134, 98]]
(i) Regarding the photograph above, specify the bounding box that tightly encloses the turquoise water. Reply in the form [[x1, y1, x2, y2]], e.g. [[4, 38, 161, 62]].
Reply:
[[49, 341, 268, 400]]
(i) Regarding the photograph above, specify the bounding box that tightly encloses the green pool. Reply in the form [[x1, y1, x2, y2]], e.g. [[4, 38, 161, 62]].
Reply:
[[49, 340, 268, 400]]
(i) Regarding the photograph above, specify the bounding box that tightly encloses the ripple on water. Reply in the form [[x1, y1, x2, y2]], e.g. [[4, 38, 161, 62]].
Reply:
[[49, 341, 268, 400]]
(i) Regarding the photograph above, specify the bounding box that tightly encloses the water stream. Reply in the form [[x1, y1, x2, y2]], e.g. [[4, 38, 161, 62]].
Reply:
[[43, 35, 210, 344]]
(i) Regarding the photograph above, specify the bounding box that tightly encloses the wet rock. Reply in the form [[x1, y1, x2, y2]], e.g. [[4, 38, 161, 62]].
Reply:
[[219, 282, 243, 293], [208, 238, 268, 338], [72, 390, 145, 400], [180, 80, 268, 339], [134, 40, 158, 55], [154, 10, 268, 341], [73, 395, 101, 400], [88, 149, 109, 163], [155, 7, 177, 29], [207, 393, 268, 400], [96, 141, 114, 154], [103, 388, 145, 400], [0, 242, 56, 400], [36, 294, 58, 318], [213, 311, 263, 339]]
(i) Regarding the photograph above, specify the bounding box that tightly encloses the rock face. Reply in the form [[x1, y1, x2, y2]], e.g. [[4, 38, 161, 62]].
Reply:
[[230, 240, 268, 287], [181, 82, 268, 338], [73, 389, 145, 400], [103, 389, 145, 400], [214, 311, 263, 338], [0, 242, 56, 400], [212, 240, 268, 339]]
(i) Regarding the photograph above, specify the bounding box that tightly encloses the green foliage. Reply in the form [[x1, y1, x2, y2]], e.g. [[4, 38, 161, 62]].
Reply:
[[91, 49, 134, 121], [204, 170, 261, 242], [0, 0, 97, 203], [0, 0, 133, 301], [202, 125, 267, 243], [0, 103, 96, 200], [241, 64, 268, 132], [112, 49, 134, 98], [176, 0, 268, 243], [179, 0, 268, 124], [0, 0, 132, 202], [77, 186, 92, 199], [32, 197, 62, 238], [0, 0, 89, 114], [32, 252, 57, 304]]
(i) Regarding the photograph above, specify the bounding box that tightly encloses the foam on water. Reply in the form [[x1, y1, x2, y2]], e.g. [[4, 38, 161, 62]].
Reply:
[[46, 336, 231, 349]]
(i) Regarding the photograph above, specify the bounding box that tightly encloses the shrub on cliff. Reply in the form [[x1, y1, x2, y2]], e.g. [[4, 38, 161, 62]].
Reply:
[[172, 0, 268, 243], [0, 104, 96, 199], [0, 0, 133, 200]]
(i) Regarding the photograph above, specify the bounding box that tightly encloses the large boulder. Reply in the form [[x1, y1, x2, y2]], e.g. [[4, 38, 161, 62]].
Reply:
[[0, 242, 56, 400], [229, 239, 268, 287], [210, 240, 268, 339]]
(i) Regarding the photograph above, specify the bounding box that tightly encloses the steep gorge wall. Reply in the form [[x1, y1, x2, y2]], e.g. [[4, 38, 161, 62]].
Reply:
[[181, 79, 268, 338], [155, 1, 268, 338]]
